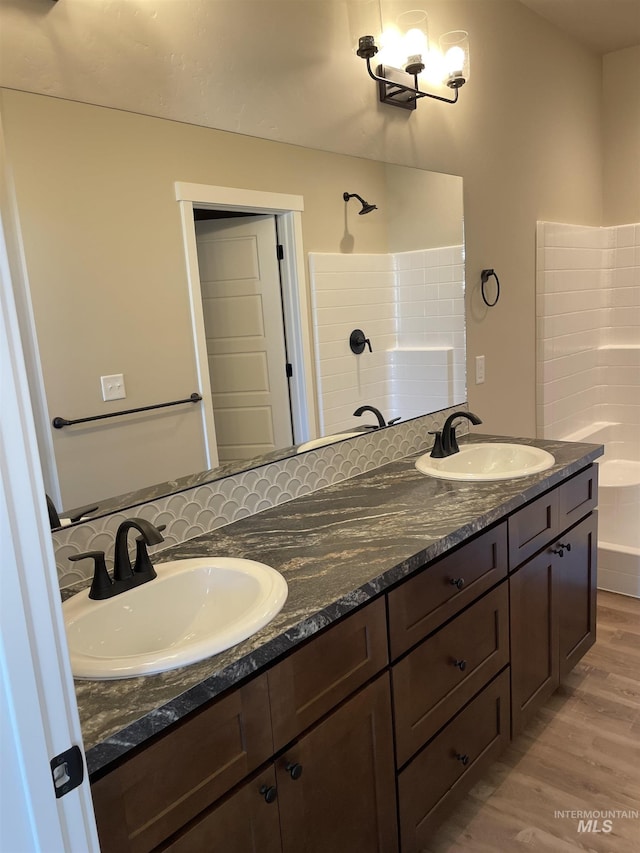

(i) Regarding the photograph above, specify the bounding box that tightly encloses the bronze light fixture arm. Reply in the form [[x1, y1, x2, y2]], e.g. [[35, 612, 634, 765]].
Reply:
[[365, 56, 460, 108]]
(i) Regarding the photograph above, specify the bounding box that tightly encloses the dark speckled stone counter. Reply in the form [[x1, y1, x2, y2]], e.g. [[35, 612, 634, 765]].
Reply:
[[76, 434, 602, 778]]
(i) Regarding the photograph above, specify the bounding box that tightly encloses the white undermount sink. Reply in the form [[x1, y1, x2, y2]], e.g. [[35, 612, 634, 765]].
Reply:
[[415, 442, 555, 481], [63, 557, 288, 680]]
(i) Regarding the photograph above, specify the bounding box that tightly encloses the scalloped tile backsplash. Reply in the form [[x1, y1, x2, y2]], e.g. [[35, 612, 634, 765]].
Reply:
[[53, 408, 466, 587]]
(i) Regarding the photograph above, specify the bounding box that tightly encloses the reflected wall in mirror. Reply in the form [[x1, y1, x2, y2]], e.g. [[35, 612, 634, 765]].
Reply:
[[1, 88, 465, 523]]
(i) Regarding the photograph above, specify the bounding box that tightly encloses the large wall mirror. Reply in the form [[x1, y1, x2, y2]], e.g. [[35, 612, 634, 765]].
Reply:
[[1, 88, 465, 525]]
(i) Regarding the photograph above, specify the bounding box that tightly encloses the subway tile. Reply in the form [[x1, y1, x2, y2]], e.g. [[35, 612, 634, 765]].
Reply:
[[616, 225, 636, 249], [612, 267, 640, 288], [615, 246, 636, 268], [540, 222, 610, 249]]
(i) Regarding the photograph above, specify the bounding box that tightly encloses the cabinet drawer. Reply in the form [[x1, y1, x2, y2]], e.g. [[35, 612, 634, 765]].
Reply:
[[559, 465, 598, 529], [388, 522, 507, 660], [392, 583, 509, 767], [398, 669, 511, 853], [508, 488, 559, 569], [91, 674, 273, 853], [268, 597, 388, 751]]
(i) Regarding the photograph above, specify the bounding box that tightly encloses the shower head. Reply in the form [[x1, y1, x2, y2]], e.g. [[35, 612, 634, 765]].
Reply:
[[343, 191, 378, 215]]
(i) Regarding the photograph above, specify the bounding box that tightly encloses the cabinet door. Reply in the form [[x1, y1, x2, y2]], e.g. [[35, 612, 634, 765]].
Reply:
[[276, 674, 398, 853], [557, 513, 597, 679], [162, 767, 282, 853], [510, 550, 559, 737]]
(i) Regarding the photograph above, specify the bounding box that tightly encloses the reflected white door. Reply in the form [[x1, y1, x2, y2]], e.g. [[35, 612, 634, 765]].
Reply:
[[195, 215, 293, 462]]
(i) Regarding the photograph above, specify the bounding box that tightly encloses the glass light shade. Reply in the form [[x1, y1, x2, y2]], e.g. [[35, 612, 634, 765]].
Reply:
[[439, 30, 470, 87], [378, 24, 405, 69], [378, 7, 429, 74], [347, 0, 383, 55], [398, 10, 429, 74]]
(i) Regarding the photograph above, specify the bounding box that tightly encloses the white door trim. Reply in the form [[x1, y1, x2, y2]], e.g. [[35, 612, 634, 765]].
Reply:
[[1, 139, 99, 851], [175, 182, 316, 447]]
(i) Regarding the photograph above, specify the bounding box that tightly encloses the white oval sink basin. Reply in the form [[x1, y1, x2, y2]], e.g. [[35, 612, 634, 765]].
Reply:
[[296, 431, 361, 453], [415, 443, 555, 481], [63, 557, 288, 680]]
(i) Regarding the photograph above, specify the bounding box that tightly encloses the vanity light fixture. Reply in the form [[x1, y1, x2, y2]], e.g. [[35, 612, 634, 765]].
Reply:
[[355, 4, 469, 112]]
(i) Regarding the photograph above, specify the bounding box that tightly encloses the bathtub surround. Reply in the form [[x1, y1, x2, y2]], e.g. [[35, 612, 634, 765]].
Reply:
[[309, 247, 466, 435], [536, 220, 640, 596], [53, 406, 467, 587]]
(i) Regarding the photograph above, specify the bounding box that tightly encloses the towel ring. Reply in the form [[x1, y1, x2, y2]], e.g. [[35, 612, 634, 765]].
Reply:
[[480, 269, 500, 307]]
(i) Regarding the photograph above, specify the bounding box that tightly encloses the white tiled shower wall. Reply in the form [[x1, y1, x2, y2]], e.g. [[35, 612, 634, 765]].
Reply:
[[309, 247, 465, 434], [536, 222, 640, 440]]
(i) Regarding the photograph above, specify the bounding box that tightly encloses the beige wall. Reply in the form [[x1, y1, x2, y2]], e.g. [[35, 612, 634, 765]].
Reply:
[[0, 0, 612, 445], [603, 45, 640, 225]]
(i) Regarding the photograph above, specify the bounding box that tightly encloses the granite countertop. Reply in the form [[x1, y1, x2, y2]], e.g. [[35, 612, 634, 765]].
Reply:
[[76, 434, 603, 778]]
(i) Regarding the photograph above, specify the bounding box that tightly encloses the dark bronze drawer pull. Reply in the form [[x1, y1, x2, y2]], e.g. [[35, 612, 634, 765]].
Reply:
[[259, 784, 278, 803], [551, 541, 572, 558], [455, 752, 470, 766], [453, 658, 467, 671], [450, 577, 465, 590], [285, 762, 303, 780]]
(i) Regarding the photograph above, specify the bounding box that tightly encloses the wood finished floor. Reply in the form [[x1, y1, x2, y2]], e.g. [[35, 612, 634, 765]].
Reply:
[[424, 590, 640, 853]]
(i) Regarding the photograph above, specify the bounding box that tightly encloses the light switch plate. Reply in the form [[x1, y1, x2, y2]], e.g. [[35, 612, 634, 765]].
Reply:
[[475, 355, 485, 384], [100, 373, 126, 401]]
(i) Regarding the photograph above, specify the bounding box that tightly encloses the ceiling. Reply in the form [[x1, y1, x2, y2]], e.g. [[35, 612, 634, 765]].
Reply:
[[518, 0, 640, 54]]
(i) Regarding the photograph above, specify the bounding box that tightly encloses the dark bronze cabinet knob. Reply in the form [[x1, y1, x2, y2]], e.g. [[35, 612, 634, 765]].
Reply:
[[453, 658, 467, 671], [259, 784, 278, 804], [450, 577, 465, 590], [285, 762, 303, 780], [455, 752, 470, 766]]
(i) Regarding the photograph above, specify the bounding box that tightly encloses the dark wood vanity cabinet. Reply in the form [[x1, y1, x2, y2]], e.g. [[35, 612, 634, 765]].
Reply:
[[163, 675, 397, 853], [91, 464, 599, 853], [93, 598, 397, 853], [510, 466, 598, 736]]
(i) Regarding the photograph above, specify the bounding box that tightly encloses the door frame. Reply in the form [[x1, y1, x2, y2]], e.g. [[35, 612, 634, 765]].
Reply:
[[1, 129, 100, 850], [175, 182, 316, 462]]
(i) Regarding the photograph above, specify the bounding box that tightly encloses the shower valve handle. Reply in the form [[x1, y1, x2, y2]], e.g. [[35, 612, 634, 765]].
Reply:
[[349, 329, 372, 354]]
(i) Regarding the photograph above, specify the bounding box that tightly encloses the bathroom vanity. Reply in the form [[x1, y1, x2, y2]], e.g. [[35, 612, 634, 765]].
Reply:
[[79, 436, 601, 853]]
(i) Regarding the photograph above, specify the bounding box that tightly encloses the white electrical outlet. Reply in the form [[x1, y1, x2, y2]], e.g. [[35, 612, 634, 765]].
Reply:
[[100, 373, 126, 401], [475, 355, 485, 384]]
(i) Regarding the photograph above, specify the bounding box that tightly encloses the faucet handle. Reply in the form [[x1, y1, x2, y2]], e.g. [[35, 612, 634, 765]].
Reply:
[[69, 551, 113, 600], [133, 524, 166, 577], [428, 430, 446, 458]]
